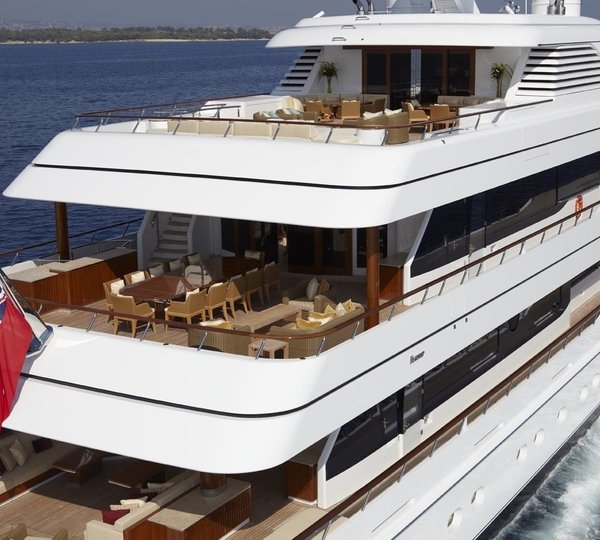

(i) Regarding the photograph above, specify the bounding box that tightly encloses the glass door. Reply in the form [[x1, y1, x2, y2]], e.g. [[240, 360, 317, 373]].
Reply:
[[288, 227, 353, 275]]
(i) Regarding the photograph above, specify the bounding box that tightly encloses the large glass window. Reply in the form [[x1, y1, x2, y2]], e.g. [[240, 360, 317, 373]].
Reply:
[[447, 52, 472, 96], [366, 53, 387, 94], [390, 52, 412, 107], [420, 52, 444, 104]]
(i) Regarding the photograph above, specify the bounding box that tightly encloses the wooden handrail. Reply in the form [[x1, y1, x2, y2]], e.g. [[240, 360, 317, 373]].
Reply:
[[75, 98, 552, 133], [292, 302, 600, 540], [0, 217, 142, 260]]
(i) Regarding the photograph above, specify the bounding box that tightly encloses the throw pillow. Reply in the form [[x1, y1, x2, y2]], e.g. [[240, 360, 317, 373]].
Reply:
[[185, 288, 200, 300], [308, 310, 337, 321], [324, 305, 337, 317], [305, 278, 319, 301], [200, 319, 233, 330], [149, 264, 164, 277], [308, 315, 333, 326], [32, 437, 54, 454], [110, 503, 140, 511], [101, 509, 130, 525], [335, 302, 347, 317], [317, 278, 331, 295], [343, 299, 356, 313], [363, 111, 384, 119], [296, 318, 321, 330], [9, 439, 28, 467], [0, 446, 17, 472]]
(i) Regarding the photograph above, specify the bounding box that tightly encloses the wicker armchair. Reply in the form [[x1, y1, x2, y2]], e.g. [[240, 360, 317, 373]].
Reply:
[[340, 100, 361, 120], [111, 294, 156, 338], [429, 104, 457, 130], [263, 262, 281, 303], [102, 278, 125, 321], [226, 275, 248, 318], [123, 269, 148, 286], [206, 282, 229, 320], [402, 102, 430, 131], [164, 289, 207, 331], [245, 268, 264, 311]]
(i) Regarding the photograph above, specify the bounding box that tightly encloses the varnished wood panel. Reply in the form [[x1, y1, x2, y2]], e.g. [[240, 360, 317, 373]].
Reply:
[[284, 461, 317, 503]]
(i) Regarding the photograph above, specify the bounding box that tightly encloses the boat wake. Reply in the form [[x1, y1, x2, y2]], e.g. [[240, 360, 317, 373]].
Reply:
[[497, 419, 600, 539]]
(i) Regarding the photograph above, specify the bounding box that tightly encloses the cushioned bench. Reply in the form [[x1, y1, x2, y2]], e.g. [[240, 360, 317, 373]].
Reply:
[[436, 95, 494, 107]]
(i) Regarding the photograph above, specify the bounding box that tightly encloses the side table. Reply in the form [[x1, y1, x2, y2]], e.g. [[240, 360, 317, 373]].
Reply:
[[248, 339, 289, 359]]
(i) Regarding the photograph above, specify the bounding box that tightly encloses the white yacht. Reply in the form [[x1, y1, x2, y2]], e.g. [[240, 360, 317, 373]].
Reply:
[[2, 0, 600, 538]]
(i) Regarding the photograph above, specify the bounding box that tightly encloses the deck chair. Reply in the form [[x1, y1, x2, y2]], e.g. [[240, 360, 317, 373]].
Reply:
[[205, 282, 229, 321], [124, 269, 148, 286], [340, 100, 361, 120], [102, 278, 125, 321], [226, 275, 248, 318], [263, 262, 281, 303], [245, 268, 265, 311], [402, 102, 430, 131], [164, 288, 207, 331], [111, 294, 156, 338], [429, 103, 457, 130]]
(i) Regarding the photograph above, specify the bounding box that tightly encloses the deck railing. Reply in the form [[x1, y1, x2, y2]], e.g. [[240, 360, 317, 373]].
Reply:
[[292, 301, 600, 540], [20, 201, 599, 359], [74, 94, 553, 146], [0, 218, 142, 266]]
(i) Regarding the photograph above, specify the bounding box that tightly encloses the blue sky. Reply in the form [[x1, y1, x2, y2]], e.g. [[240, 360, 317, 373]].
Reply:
[[1, 0, 598, 27]]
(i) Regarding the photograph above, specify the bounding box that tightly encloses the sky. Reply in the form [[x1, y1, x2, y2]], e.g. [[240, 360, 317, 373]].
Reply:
[[0, 0, 599, 28]]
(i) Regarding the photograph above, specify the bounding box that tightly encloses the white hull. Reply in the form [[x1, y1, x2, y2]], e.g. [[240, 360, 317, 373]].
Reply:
[[335, 316, 600, 539]]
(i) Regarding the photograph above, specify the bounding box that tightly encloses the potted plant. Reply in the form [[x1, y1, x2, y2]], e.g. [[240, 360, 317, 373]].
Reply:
[[490, 63, 514, 98], [318, 61, 339, 93]]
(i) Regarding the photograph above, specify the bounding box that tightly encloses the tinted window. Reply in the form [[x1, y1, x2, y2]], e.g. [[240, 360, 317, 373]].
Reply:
[[558, 151, 600, 200], [366, 53, 387, 94]]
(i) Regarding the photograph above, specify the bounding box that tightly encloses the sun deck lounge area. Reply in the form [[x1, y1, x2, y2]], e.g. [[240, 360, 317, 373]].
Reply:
[[77, 92, 511, 147]]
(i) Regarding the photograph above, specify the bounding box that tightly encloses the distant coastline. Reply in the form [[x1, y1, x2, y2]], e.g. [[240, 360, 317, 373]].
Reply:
[[0, 26, 274, 44]]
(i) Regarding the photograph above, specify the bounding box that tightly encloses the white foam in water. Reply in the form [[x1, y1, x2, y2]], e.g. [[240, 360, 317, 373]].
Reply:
[[498, 419, 600, 539]]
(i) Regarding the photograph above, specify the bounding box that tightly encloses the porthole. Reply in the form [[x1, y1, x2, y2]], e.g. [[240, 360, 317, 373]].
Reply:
[[471, 488, 485, 506], [517, 445, 528, 463], [593, 373, 600, 389], [581, 386, 589, 402], [534, 429, 544, 446], [447, 509, 463, 530], [557, 407, 567, 424]]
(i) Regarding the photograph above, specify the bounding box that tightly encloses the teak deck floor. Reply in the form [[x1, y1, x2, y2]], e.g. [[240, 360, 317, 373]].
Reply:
[[0, 463, 312, 540]]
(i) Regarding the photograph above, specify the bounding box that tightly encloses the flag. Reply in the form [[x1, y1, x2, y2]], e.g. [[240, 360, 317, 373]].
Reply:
[[0, 287, 32, 427]]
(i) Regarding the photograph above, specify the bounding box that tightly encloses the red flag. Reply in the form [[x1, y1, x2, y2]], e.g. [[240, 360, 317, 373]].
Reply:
[[0, 288, 32, 426]]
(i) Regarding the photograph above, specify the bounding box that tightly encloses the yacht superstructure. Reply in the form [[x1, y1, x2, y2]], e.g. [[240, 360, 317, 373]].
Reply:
[[2, 0, 600, 538]]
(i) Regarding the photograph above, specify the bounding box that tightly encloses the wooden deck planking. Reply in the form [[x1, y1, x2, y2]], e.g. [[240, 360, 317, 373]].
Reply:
[[0, 460, 130, 539], [229, 467, 315, 539]]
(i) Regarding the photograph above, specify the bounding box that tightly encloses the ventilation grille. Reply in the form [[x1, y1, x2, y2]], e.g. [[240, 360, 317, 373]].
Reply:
[[273, 48, 322, 95], [516, 45, 600, 97]]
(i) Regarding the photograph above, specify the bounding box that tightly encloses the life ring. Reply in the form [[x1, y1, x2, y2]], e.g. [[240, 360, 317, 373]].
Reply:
[[575, 194, 584, 214]]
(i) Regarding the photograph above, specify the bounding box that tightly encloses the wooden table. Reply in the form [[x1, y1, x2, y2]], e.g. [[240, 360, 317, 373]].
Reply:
[[53, 448, 104, 484], [248, 338, 289, 359], [121, 275, 196, 303], [233, 304, 301, 332], [107, 460, 165, 489]]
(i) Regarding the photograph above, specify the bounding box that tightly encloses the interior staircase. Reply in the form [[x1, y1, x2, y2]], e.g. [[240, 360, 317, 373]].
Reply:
[[148, 213, 192, 266]]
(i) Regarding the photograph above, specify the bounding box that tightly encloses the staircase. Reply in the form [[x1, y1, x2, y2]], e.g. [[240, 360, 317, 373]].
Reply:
[[148, 213, 192, 266], [273, 48, 322, 95]]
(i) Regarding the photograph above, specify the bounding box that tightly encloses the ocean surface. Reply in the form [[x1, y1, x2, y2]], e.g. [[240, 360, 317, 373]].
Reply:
[[1, 40, 599, 538]]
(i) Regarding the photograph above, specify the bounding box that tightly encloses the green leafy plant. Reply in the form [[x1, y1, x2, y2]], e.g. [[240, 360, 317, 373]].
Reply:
[[318, 61, 339, 93], [490, 63, 514, 98]]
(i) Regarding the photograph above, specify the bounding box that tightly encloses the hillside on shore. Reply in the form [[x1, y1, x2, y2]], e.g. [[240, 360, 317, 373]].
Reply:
[[0, 26, 274, 43]]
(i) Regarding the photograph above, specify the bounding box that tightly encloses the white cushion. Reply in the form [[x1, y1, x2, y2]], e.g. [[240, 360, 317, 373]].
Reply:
[[110, 279, 125, 295], [8, 439, 28, 467], [147, 481, 175, 493], [306, 278, 319, 302], [384, 108, 403, 116], [363, 111, 384, 119], [110, 503, 140, 511], [149, 264, 164, 277], [335, 302, 348, 316], [130, 271, 146, 284], [120, 497, 147, 506], [169, 260, 184, 272], [187, 253, 202, 265], [200, 319, 227, 327], [0, 446, 16, 472], [308, 315, 333, 326], [186, 288, 200, 300]]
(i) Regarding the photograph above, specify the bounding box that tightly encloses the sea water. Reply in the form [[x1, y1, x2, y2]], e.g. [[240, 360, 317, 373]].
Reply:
[[0, 40, 599, 538]]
